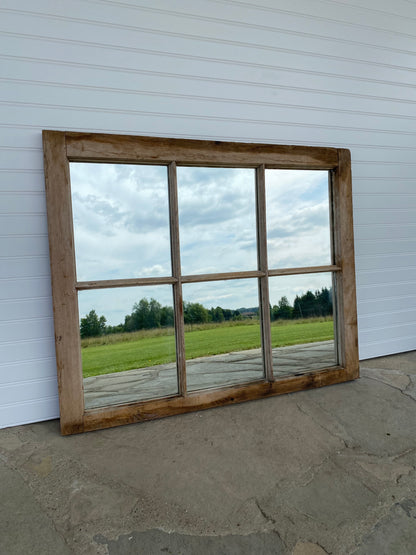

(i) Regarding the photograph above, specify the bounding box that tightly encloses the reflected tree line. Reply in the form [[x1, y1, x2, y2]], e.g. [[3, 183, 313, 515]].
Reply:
[[80, 288, 333, 338], [272, 288, 333, 321]]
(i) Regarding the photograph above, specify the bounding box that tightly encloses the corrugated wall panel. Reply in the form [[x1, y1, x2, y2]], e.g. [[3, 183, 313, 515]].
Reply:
[[0, 318, 55, 343], [0, 298, 53, 320], [0, 377, 58, 406], [0, 398, 59, 429], [355, 224, 416, 242], [359, 296, 416, 317], [360, 309, 416, 328], [0, 358, 57, 385], [0, 0, 415, 427], [357, 268, 416, 287], [3, 87, 416, 136], [0, 338, 56, 365]]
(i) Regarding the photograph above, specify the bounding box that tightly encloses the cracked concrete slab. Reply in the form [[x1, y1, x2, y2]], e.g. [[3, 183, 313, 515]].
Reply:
[[0, 351, 416, 554], [0, 460, 71, 555], [292, 542, 328, 555], [353, 499, 416, 554], [94, 528, 286, 554], [294, 376, 416, 458], [361, 351, 416, 373], [269, 458, 378, 528]]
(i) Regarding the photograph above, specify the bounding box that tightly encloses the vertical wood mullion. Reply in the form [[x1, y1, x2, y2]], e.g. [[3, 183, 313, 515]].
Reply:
[[328, 171, 340, 366], [331, 165, 346, 368], [168, 162, 187, 395], [256, 165, 273, 382]]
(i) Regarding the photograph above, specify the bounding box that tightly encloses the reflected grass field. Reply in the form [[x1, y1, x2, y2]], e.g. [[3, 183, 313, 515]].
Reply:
[[81, 318, 334, 378]]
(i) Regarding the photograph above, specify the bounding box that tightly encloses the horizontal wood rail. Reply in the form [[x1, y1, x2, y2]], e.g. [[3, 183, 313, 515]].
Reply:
[[268, 265, 341, 277], [76, 267, 341, 290], [80, 365, 353, 435], [76, 276, 177, 290], [65, 133, 339, 169]]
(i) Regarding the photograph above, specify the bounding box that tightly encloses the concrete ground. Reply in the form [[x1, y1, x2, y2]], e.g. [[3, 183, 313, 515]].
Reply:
[[1, 351, 416, 555]]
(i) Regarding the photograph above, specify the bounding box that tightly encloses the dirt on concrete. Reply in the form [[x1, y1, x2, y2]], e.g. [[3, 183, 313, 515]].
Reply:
[[1, 351, 416, 554]]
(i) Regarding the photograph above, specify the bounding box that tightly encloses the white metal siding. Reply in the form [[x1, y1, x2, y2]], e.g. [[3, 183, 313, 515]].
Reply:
[[1, 0, 415, 427]]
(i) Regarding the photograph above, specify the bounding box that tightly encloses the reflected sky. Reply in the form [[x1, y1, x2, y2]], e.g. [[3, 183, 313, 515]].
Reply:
[[266, 170, 331, 268], [70, 163, 171, 281], [268, 273, 333, 308], [177, 167, 257, 274], [182, 278, 259, 311], [71, 163, 333, 325]]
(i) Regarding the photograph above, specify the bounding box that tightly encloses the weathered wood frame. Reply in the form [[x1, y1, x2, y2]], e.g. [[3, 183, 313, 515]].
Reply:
[[43, 131, 358, 435]]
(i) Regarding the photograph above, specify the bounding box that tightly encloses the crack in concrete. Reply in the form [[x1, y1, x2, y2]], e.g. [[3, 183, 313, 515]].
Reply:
[[351, 496, 416, 555], [361, 374, 416, 403], [254, 499, 288, 549], [3, 352, 416, 555], [392, 446, 416, 461], [295, 402, 350, 450], [254, 498, 276, 526], [398, 499, 416, 519], [404, 375, 416, 401], [96, 526, 288, 554]]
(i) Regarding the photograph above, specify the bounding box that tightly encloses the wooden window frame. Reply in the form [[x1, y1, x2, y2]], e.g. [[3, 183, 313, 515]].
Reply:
[[42, 131, 358, 435]]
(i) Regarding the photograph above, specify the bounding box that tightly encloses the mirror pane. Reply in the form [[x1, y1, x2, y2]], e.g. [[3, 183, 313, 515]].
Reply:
[[177, 167, 257, 275], [182, 279, 264, 391], [265, 170, 332, 269], [269, 273, 337, 378], [79, 286, 177, 409], [70, 163, 171, 281]]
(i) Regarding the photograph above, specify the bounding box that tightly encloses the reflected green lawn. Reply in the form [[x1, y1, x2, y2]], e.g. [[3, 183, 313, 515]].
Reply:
[[82, 319, 334, 378]]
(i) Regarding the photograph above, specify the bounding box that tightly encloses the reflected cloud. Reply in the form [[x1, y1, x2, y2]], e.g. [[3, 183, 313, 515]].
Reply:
[[177, 167, 257, 274], [266, 170, 331, 268], [71, 163, 332, 322], [70, 163, 171, 281]]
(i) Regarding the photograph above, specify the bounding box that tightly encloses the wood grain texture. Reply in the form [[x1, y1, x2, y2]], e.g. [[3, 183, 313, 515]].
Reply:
[[65, 133, 338, 169], [42, 130, 84, 435], [256, 165, 273, 381], [333, 149, 359, 377], [43, 131, 358, 435], [168, 161, 187, 396], [80, 366, 351, 434], [268, 265, 341, 276], [181, 270, 265, 283], [328, 171, 340, 366], [76, 276, 177, 290]]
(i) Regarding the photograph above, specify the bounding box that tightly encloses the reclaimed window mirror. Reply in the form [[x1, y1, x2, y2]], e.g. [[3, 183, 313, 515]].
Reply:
[[42, 131, 358, 435]]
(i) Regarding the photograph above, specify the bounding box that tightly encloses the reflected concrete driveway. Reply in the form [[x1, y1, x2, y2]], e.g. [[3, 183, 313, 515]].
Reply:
[[84, 340, 335, 409]]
